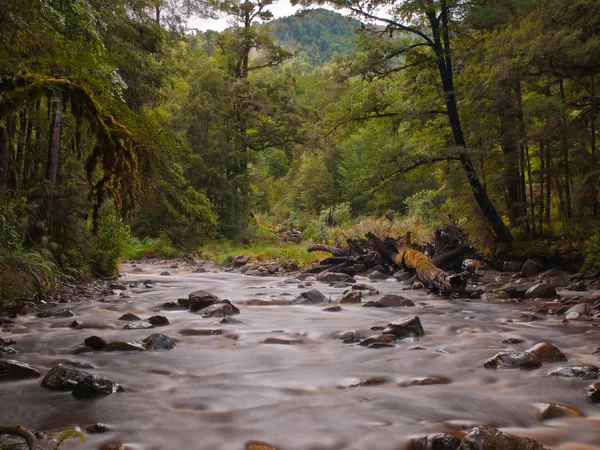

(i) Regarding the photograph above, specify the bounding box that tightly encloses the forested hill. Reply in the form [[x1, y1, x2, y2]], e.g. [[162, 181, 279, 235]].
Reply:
[[269, 9, 361, 67]]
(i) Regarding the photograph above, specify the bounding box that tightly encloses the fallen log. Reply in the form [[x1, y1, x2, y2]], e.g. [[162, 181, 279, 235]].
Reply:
[[366, 233, 466, 296], [0, 424, 37, 450], [306, 244, 349, 257]]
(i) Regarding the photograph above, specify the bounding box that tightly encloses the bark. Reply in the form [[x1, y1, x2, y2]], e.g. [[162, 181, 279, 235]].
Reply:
[[559, 79, 572, 221], [591, 77, 598, 216], [0, 124, 9, 189], [525, 143, 535, 237], [307, 244, 350, 257], [0, 424, 37, 450]]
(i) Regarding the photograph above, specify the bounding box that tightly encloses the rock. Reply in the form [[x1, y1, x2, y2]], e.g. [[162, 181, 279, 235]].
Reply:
[[458, 426, 544, 450], [336, 330, 361, 344], [503, 260, 525, 272], [160, 271, 170, 276], [147, 315, 169, 326], [383, 316, 424, 338], [316, 272, 354, 283], [84, 336, 108, 350], [104, 341, 145, 352], [193, 267, 206, 273], [408, 433, 462, 450], [520, 259, 544, 277], [587, 382, 600, 402], [367, 270, 388, 280], [41, 363, 88, 390], [338, 291, 362, 304], [484, 351, 542, 370], [525, 284, 557, 299], [72, 374, 123, 399], [393, 271, 413, 282], [37, 309, 73, 318], [358, 334, 396, 346], [501, 283, 535, 299], [293, 289, 327, 305], [123, 321, 154, 330], [526, 342, 567, 363], [188, 290, 223, 312], [119, 290, 133, 298], [502, 337, 524, 344], [536, 403, 583, 420], [232, 254, 250, 267], [409, 376, 450, 386], [83, 423, 110, 433], [142, 333, 176, 351], [220, 317, 243, 325], [74, 345, 93, 354], [0, 359, 41, 381], [100, 442, 124, 450], [161, 301, 188, 311], [263, 337, 304, 345], [547, 365, 598, 379], [118, 313, 141, 321], [364, 294, 415, 308], [197, 300, 240, 317], [323, 305, 342, 312], [352, 283, 378, 293], [179, 328, 223, 336], [565, 303, 591, 317]]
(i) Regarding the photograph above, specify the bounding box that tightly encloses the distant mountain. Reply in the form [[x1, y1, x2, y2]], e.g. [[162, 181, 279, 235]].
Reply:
[[268, 9, 362, 68]]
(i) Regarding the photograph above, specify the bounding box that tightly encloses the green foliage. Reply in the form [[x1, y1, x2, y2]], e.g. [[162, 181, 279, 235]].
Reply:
[[93, 215, 133, 277], [582, 231, 600, 276], [124, 235, 182, 259], [0, 250, 61, 300], [49, 429, 85, 449]]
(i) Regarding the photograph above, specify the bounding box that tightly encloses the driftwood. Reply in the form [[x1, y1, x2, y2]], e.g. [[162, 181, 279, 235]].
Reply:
[[0, 424, 37, 450], [307, 244, 349, 257]]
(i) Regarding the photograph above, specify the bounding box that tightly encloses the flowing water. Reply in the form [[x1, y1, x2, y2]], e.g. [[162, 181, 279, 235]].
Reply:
[[2, 265, 600, 450]]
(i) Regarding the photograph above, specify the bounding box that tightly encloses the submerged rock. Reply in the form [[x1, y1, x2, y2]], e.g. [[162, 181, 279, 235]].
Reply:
[[123, 321, 153, 330], [484, 351, 542, 370], [83, 423, 110, 433], [501, 337, 524, 344], [458, 426, 544, 450], [535, 403, 583, 420], [526, 342, 567, 363], [0, 359, 41, 381], [358, 334, 396, 347], [409, 376, 450, 386], [323, 305, 342, 312], [408, 433, 461, 450], [293, 289, 327, 305], [104, 341, 145, 352], [263, 337, 304, 345], [142, 333, 176, 351], [41, 363, 88, 390], [383, 316, 424, 338], [37, 309, 73, 318]]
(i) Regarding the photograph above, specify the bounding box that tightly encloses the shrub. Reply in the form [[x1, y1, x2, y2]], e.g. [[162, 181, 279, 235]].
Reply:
[[93, 215, 133, 276], [582, 231, 600, 276]]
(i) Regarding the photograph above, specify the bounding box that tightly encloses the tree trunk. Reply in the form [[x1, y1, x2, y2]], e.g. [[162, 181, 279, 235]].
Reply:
[[559, 79, 572, 221], [591, 77, 598, 217], [0, 124, 9, 189]]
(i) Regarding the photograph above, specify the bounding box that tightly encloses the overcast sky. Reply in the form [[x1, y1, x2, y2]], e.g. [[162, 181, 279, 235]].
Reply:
[[187, 0, 306, 32]]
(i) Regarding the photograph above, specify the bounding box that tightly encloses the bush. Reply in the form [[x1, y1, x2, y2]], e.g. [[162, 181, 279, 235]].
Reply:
[[582, 231, 600, 276], [0, 250, 61, 300], [93, 216, 133, 276]]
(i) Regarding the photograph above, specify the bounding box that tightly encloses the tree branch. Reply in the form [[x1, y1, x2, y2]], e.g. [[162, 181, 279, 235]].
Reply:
[[0, 424, 37, 450]]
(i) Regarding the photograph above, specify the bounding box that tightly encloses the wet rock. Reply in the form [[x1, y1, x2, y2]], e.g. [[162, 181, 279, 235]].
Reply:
[[293, 289, 327, 305], [232, 254, 250, 267], [110, 283, 126, 290], [161, 301, 188, 311], [37, 309, 73, 318], [104, 341, 145, 352], [74, 345, 93, 354], [179, 328, 223, 336], [220, 317, 243, 325], [119, 290, 133, 298], [84, 423, 110, 433], [520, 313, 542, 322], [547, 365, 598, 379], [502, 337, 524, 344], [0, 359, 41, 381], [193, 267, 206, 273], [525, 284, 557, 299], [484, 351, 542, 370], [100, 442, 125, 450], [458, 426, 544, 450], [188, 290, 223, 312], [383, 316, 424, 338], [409, 376, 450, 386], [364, 294, 415, 308], [197, 300, 240, 317], [526, 342, 567, 363], [323, 305, 342, 312], [85, 336, 108, 350], [160, 271, 170, 276], [393, 271, 413, 282], [41, 363, 88, 390], [336, 330, 362, 344], [503, 260, 525, 272], [72, 374, 123, 399], [332, 281, 353, 289], [520, 259, 544, 277], [263, 337, 304, 345], [123, 321, 154, 330], [587, 382, 600, 402], [501, 283, 535, 299], [535, 403, 582, 420], [352, 283, 378, 293], [347, 376, 389, 388], [565, 303, 591, 318], [408, 433, 462, 450], [118, 313, 141, 321], [592, 346, 600, 355], [367, 270, 388, 280], [142, 333, 176, 351], [316, 272, 354, 283], [358, 334, 396, 347], [338, 291, 362, 304], [147, 315, 169, 326]]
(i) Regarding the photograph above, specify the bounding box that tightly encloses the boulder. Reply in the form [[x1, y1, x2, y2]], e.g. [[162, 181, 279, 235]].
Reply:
[[293, 289, 327, 305], [316, 272, 354, 283], [367, 270, 388, 280], [503, 260, 525, 272], [526, 342, 567, 363], [458, 426, 544, 450], [535, 403, 582, 420], [501, 283, 535, 299], [547, 365, 598, 379], [119, 290, 133, 298], [484, 351, 542, 370], [565, 303, 591, 317], [123, 321, 154, 330], [147, 315, 169, 326], [587, 382, 600, 403], [232, 254, 250, 267], [188, 290, 223, 312], [71, 374, 123, 399], [383, 316, 424, 338], [104, 341, 145, 352], [118, 313, 141, 321], [197, 300, 240, 318], [41, 363, 88, 390], [142, 333, 176, 351], [0, 359, 41, 381], [408, 433, 462, 450], [525, 284, 557, 299], [364, 294, 415, 308], [338, 291, 362, 304], [358, 334, 396, 347], [84, 336, 107, 350], [520, 259, 544, 277]]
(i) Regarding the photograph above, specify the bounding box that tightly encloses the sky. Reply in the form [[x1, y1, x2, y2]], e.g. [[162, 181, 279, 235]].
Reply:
[[187, 0, 305, 32]]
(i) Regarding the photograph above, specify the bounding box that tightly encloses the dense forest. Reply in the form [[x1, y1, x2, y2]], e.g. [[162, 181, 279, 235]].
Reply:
[[1, 0, 600, 299]]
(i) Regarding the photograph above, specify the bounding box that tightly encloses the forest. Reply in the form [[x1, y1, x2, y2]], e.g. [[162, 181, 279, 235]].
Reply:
[[1, 0, 599, 298]]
